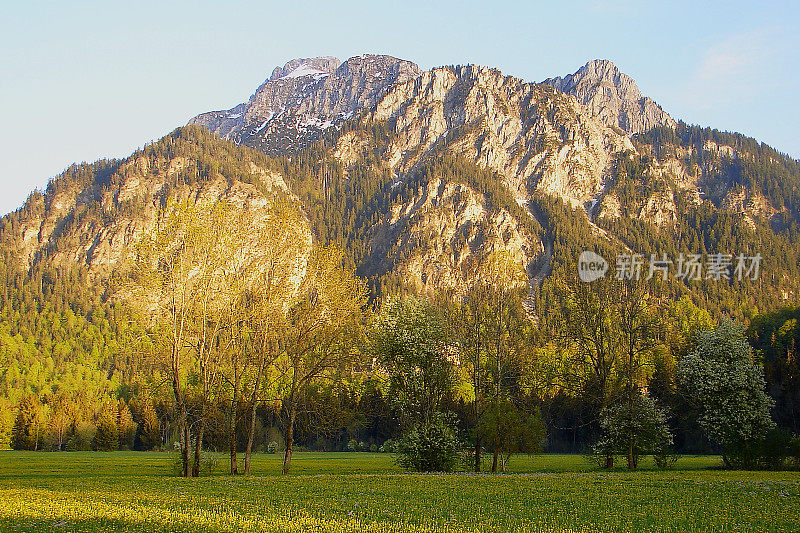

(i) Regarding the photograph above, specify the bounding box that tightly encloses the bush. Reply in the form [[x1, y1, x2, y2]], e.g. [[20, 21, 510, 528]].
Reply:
[[379, 439, 398, 453], [654, 447, 680, 470], [266, 441, 279, 454], [584, 441, 616, 470], [395, 413, 461, 472]]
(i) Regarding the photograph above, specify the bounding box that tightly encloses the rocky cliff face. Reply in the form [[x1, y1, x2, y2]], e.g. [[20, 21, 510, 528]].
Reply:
[[0, 128, 310, 278], [189, 55, 422, 155], [361, 176, 540, 292], [542, 59, 676, 134], [368, 64, 633, 209]]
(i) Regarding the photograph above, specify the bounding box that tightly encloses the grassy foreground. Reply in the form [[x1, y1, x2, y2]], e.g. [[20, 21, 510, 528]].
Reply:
[[0, 452, 798, 532]]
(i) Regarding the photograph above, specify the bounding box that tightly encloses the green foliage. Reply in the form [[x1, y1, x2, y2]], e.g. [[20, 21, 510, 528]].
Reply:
[[594, 395, 673, 470], [11, 395, 47, 451], [678, 321, 776, 468], [395, 412, 461, 473], [479, 400, 545, 470], [371, 295, 457, 426], [747, 306, 800, 434], [93, 412, 119, 451]]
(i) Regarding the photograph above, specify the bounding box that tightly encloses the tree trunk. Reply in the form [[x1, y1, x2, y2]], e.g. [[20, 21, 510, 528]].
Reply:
[[244, 397, 258, 475], [229, 382, 239, 475], [182, 411, 190, 477], [604, 453, 614, 469], [192, 418, 205, 477], [244, 362, 266, 475], [627, 436, 635, 470], [473, 437, 481, 472], [282, 395, 297, 474], [491, 444, 499, 473]]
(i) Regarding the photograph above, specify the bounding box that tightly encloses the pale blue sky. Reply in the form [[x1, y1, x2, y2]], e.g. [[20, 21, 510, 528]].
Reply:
[[1, 0, 798, 216]]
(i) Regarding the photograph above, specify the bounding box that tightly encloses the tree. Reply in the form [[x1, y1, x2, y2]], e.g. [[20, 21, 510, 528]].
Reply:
[[747, 306, 800, 434], [11, 395, 47, 451], [678, 320, 775, 468], [616, 280, 665, 469], [479, 400, 545, 472], [549, 275, 664, 468], [550, 275, 623, 417], [235, 201, 309, 475], [276, 246, 367, 474], [372, 295, 461, 472], [126, 199, 258, 476], [453, 250, 534, 472], [131, 398, 161, 451], [372, 295, 457, 427], [116, 401, 136, 450], [594, 394, 672, 470], [94, 411, 119, 451]]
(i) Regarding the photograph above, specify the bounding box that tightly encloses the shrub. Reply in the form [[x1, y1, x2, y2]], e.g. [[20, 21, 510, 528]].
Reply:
[[395, 413, 461, 472], [594, 394, 672, 470], [654, 447, 680, 470], [379, 439, 398, 453], [752, 428, 792, 470], [266, 441, 279, 454]]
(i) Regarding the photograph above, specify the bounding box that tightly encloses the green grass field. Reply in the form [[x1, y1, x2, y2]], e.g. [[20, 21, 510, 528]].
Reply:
[[0, 451, 798, 532]]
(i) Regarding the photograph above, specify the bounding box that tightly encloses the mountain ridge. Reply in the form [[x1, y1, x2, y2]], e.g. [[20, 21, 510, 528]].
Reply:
[[3, 53, 799, 316]]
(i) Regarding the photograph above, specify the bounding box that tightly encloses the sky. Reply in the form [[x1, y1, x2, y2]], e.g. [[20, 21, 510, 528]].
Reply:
[[1, 0, 798, 216]]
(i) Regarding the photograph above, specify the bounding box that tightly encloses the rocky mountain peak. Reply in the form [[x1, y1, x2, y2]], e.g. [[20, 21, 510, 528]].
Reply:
[[269, 56, 341, 81], [542, 59, 675, 134], [189, 54, 422, 155], [569, 59, 642, 101]]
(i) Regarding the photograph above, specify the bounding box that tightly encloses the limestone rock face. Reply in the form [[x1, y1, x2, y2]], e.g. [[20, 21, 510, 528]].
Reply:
[[369, 64, 633, 207], [189, 55, 422, 155], [542, 59, 675, 134], [1, 130, 309, 280], [363, 176, 540, 292]]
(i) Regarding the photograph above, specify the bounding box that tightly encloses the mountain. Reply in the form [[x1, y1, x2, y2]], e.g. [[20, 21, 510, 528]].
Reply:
[[0, 128, 307, 278], [3, 54, 799, 316], [542, 59, 676, 134], [3, 52, 800, 457], [189, 55, 422, 155]]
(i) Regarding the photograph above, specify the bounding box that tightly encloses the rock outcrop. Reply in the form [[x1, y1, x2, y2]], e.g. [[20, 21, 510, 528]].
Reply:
[[542, 59, 675, 134], [189, 55, 422, 155]]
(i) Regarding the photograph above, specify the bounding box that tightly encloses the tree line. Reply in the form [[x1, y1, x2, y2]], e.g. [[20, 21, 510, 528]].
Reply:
[[5, 196, 797, 474]]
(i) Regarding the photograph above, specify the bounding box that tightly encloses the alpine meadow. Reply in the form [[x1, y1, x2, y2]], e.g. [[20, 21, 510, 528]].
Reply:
[[2, 13, 800, 532]]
